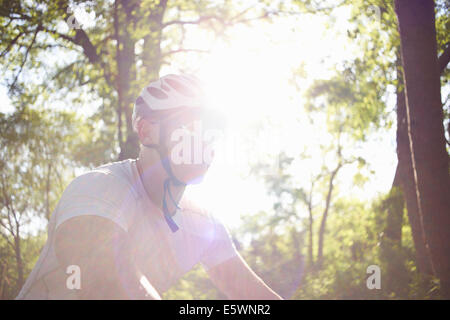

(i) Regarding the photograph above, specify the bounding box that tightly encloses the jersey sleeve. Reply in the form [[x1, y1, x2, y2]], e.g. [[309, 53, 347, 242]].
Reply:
[[200, 216, 238, 271], [54, 170, 137, 232]]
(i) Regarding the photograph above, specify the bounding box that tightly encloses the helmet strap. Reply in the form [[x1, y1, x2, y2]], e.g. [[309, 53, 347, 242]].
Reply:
[[142, 124, 185, 232], [162, 178, 180, 232]]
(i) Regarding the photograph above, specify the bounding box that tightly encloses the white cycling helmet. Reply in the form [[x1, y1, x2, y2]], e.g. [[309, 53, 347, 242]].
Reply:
[[132, 73, 207, 132]]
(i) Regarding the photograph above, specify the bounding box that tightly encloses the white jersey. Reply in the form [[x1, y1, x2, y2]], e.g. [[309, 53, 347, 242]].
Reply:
[[16, 159, 237, 299]]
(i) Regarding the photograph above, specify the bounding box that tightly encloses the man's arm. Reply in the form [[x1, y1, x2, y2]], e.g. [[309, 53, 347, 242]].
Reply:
[[206, 253, 282, 300], [55, 215, 160, 299]]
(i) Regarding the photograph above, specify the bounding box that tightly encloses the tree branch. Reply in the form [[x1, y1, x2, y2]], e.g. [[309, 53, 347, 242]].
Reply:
[[0, 218, 14, 238], [41, 27, 113, 87], [162, 48, 210, 57], [41, 26, 99, 64], [9, 25, 40, 93], [438, 43, 450, 74], [0, 228, 14, 248], [161, 1, 344, 30], [0, 175, 16, 238], [0, 32, 23, 58], [162, 15, 225, 28]]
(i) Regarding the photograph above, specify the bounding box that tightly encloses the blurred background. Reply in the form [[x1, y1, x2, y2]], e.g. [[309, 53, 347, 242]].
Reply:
[[0, 0, 449, 299]]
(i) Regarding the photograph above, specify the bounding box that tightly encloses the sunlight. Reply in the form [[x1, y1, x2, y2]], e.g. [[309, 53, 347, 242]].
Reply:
[[180, 17, 336, 226], [177, 11, 396, 227], [4, 0, 448, 301]]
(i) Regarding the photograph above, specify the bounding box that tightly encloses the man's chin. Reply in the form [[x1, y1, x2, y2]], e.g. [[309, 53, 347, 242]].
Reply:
[[184, 167, 210, 185], [185, 169, 209, 184], [174, 163, 210, 185], [186, 175, 205, 185]]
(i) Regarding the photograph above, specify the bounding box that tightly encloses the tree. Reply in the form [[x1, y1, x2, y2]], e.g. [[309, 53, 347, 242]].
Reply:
[[0, 0, 283, 161], [395, 0, 450, 297], [344, 0, 450, 292], [395, 53, 433, 275], [0, 106, 83, 295], [378, 169, 409, 297]]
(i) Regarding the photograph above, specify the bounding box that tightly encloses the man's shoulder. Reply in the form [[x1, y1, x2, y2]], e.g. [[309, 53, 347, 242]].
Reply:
[[63, 159, 138, 200], [180, 197, 211, 218], [93, 159, 135, 179], [54, 160, 139, 232], [179, 197, 225, 231]]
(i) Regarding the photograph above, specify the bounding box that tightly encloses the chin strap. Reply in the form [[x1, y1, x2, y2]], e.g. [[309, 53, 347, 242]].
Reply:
[[162, 178, 180, 232], [142, 141, 185, 233]]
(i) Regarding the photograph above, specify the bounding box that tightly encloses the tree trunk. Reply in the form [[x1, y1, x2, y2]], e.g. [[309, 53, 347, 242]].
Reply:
[[13, 234, 23, 290], [395, 0, 450, 297], [116, 0, 168, 160], [142, 0, 168, 83], [117, 0, 139, 160], [395, 53, 433, 275], [114, 0, 124, 155], [380, 169, 409, 296], [0, 261, 7, 299], [317, 166, 340, 268], [308, 203, 314, 268], [45, 162, 51, 221], [384, 169, 404, 245]]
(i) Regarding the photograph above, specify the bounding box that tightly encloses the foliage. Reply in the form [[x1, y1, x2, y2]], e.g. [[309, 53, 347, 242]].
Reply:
[[0, 106, 88, 296], [0, 0, 449, 300], [163, 264, 225, 300], [0, 232, 46, 299]]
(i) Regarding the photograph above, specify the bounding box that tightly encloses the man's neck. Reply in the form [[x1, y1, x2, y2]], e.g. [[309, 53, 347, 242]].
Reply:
[[136, 153, 186, 215]]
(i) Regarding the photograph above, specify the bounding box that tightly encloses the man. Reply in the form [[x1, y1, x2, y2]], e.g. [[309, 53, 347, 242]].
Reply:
[[16, 74, 282, 300]]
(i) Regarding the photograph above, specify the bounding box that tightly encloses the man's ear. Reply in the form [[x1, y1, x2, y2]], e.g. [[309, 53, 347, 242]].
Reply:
[[136, 118, 159, 145]]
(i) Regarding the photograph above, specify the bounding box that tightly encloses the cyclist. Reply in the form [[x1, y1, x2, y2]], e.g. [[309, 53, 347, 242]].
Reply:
[[16, 74, 282, 300]]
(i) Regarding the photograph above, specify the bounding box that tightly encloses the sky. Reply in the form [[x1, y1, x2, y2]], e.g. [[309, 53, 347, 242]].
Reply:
[[0, 3, 398, 230]]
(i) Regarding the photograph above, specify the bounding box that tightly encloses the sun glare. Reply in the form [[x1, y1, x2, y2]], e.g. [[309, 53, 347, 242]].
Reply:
[[166, 10, 396, 227], [179, 20, 325, 226]]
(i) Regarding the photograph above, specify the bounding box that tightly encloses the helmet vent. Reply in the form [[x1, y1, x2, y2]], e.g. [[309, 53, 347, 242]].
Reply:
[[146, 86, 169, 99], [165, 78, 196, 97], [160, 81, 171, 92], [136, 96, 148, 107]]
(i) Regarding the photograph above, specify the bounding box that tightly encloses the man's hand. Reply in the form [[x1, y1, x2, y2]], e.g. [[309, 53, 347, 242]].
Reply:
[[206, 253, 283, 300]]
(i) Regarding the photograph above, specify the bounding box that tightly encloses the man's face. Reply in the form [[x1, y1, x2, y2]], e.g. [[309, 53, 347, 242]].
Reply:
[[161, 112, 217, 184]]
